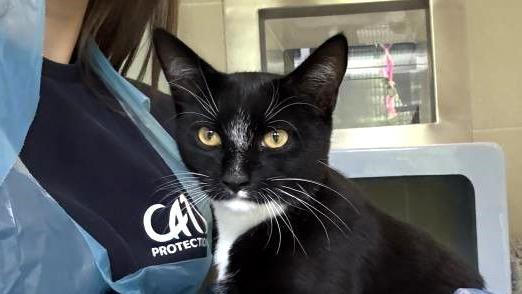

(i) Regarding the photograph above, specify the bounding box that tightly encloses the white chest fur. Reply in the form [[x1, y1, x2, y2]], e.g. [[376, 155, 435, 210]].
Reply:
[[212, 199, 285, 281]]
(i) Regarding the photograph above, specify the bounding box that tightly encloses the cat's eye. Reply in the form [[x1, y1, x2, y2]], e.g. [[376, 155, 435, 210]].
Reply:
[[197, 127, 221, 147], [262, 129, 289, 149]]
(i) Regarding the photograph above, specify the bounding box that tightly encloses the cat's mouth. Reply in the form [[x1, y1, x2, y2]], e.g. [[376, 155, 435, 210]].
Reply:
[[197, 176, 292, 210], [212, 197, 261, 212], [210, 187, 270, 213], [212, 188, 253, 202], [236, 190, 249, 199]]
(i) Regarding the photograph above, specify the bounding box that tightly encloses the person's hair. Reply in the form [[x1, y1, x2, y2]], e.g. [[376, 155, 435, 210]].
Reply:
[[77, 0, 178, 89]]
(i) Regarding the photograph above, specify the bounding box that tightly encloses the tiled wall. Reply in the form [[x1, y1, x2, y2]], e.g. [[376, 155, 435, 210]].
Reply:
[[466, 0, 522, 239], [177, 0, 227, 72]]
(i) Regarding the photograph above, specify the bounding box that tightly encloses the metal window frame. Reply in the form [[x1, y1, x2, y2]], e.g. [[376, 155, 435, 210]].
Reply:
[[223, 0, 472, 149]]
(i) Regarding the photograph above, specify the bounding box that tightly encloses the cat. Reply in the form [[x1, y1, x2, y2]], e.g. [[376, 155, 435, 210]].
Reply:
[[152, 29, 484, 294]]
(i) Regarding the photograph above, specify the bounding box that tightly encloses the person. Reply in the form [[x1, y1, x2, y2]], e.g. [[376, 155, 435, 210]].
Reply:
[[0, 0, 212, 293]]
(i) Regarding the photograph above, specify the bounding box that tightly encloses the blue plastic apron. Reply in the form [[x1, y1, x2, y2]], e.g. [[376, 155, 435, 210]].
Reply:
[[0, 0, 212, 293]]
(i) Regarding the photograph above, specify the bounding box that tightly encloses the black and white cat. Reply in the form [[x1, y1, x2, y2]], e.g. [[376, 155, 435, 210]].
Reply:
[[153, 29, 484, 294]]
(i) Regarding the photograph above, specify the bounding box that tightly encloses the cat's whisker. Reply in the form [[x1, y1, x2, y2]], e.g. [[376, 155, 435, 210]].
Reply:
[[264, 81, 279, 117], [177, 194, 206, 212], [270, 177, 360, 215], [168, 80, 217, 118], [256, 192, 275, 249], [154, 177, 207, 190], [265, 95, 298, 120], [157, 183, 210, 203], [316, 160, 329, 167], [192, 81, 219, 119], [263, 194, 275, 249], [262, 188, 298, 254], [282, 184, 351, 234], [190, 120, 215, 128], [267, 95, 300, 119], [169, 81, 214, 115], [267, 119, 299, 134], [174, 111, 214, 122], [160, 176, 211, 186], [156, 178, 206, 189], [181, 193, 210, 214], [154, 182, 209, 196], [155, 172, 210, 182], [273, 204, 296, 255], [158, 189, 208, 208], [316, 160, 343, 174], [212, 191, 227, 202], [168, 187, 210, 208], [274, 187, 332, 248], [267, 102, 321, 121], [272, 200, 307, 256], [264, 194, 283, 255], [294, 184, 351, 235], [262, 187, 305, 212], [168, 81, 216, 115], [159, 190, 210, 233], [166, 182, 210, 195], [187, 193, 208, 205], [155, 180, 208, 195], [197, 66, 220, 115], [269, 189, 330, 248], [153, 179, 208, 196], [160, 175, 206, 183], [160, 177, 209, 184], [166, 172, 210, 177], [154, 184, 203, 202]]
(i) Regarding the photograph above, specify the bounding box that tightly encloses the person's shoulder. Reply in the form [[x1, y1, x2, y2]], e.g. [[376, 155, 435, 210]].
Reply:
[[128, 79, 175, 132]]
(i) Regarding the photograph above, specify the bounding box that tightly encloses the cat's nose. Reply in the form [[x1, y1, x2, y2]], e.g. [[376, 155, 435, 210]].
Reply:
[[222, 173, 249, 193]]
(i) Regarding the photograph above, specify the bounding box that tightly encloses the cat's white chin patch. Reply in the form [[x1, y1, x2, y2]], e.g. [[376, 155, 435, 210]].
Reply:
[[212, 198, 286, 282], [237, 190, 248, 199], [216, 198, 257, 212]]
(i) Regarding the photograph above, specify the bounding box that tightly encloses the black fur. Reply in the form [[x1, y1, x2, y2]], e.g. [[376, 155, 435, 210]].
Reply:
[[153, 29, 484, 294]]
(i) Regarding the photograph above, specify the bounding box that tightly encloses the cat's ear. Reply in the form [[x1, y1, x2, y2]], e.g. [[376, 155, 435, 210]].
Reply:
[[282, 34, 348, 115], [153, 28, 217, 95]]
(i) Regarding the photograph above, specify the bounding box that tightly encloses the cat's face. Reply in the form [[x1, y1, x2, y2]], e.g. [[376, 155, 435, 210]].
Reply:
[[154, 29, 347, 211]]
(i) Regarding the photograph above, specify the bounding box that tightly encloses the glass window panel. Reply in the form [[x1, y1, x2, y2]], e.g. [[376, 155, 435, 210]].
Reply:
[[260, 2, 436, 129]]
